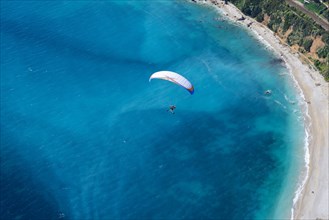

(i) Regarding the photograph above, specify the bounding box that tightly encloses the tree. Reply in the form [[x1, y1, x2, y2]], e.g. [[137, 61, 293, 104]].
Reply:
[[317, 46, 329, 58], [303, 38, 313, 52]]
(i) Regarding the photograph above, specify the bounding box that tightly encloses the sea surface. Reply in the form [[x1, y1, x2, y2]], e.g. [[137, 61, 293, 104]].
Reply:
[[1, 1, 306, 219]]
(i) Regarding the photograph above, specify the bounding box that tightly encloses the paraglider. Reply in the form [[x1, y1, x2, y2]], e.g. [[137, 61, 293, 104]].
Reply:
[[167, 105, 176, 114], [149, 71, 194, 95]]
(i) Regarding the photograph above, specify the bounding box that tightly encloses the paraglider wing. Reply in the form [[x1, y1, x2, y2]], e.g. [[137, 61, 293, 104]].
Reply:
[[149, 71, 194, 94]]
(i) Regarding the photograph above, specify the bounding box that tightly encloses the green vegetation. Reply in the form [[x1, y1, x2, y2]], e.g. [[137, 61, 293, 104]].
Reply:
[[322, 10, 329, 21], [297, 0, 328, 23], [304, 1, 327, 16], [314, 59, 329, 80], [228, 0, 329, 81], [317, 45, 329, 58], [302, 38, 313, 51]]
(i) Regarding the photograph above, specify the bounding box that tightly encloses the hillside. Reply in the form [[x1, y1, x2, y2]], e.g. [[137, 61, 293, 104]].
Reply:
[[228, 0, 329, 81]]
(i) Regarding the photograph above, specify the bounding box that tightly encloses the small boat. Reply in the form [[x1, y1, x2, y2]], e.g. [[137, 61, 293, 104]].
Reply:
[[264, 90, 272, 95]]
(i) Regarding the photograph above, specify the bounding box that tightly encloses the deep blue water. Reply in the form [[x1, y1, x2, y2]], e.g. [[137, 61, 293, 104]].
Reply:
[[1, 1, 305, 219]]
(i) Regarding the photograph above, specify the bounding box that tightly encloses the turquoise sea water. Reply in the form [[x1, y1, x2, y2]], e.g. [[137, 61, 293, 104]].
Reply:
[[1, 1, 306, 219]]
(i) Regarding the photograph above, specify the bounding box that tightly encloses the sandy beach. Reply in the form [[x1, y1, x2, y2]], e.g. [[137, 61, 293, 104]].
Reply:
[[194, 0, 329, 219]]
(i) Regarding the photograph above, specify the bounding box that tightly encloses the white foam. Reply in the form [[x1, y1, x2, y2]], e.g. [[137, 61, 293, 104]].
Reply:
[[284, 94, 296, 105], [274, 100, 287, 109], [291, 126, 311, 219], [282, 60, 312, 220]]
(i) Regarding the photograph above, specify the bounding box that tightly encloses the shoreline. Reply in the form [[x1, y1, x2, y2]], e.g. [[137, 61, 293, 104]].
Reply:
[[193, 1, 329, 219]]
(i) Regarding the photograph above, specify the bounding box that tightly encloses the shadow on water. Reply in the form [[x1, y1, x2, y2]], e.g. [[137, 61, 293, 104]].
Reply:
[[0, 134, 69, 220], [1, 18, 150, 67], [1, 104, 281, 219], [99, 108, 280, 219]]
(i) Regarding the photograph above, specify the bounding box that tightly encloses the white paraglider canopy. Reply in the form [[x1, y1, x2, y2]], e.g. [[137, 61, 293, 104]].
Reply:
[[149, 71, 194, 94]]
